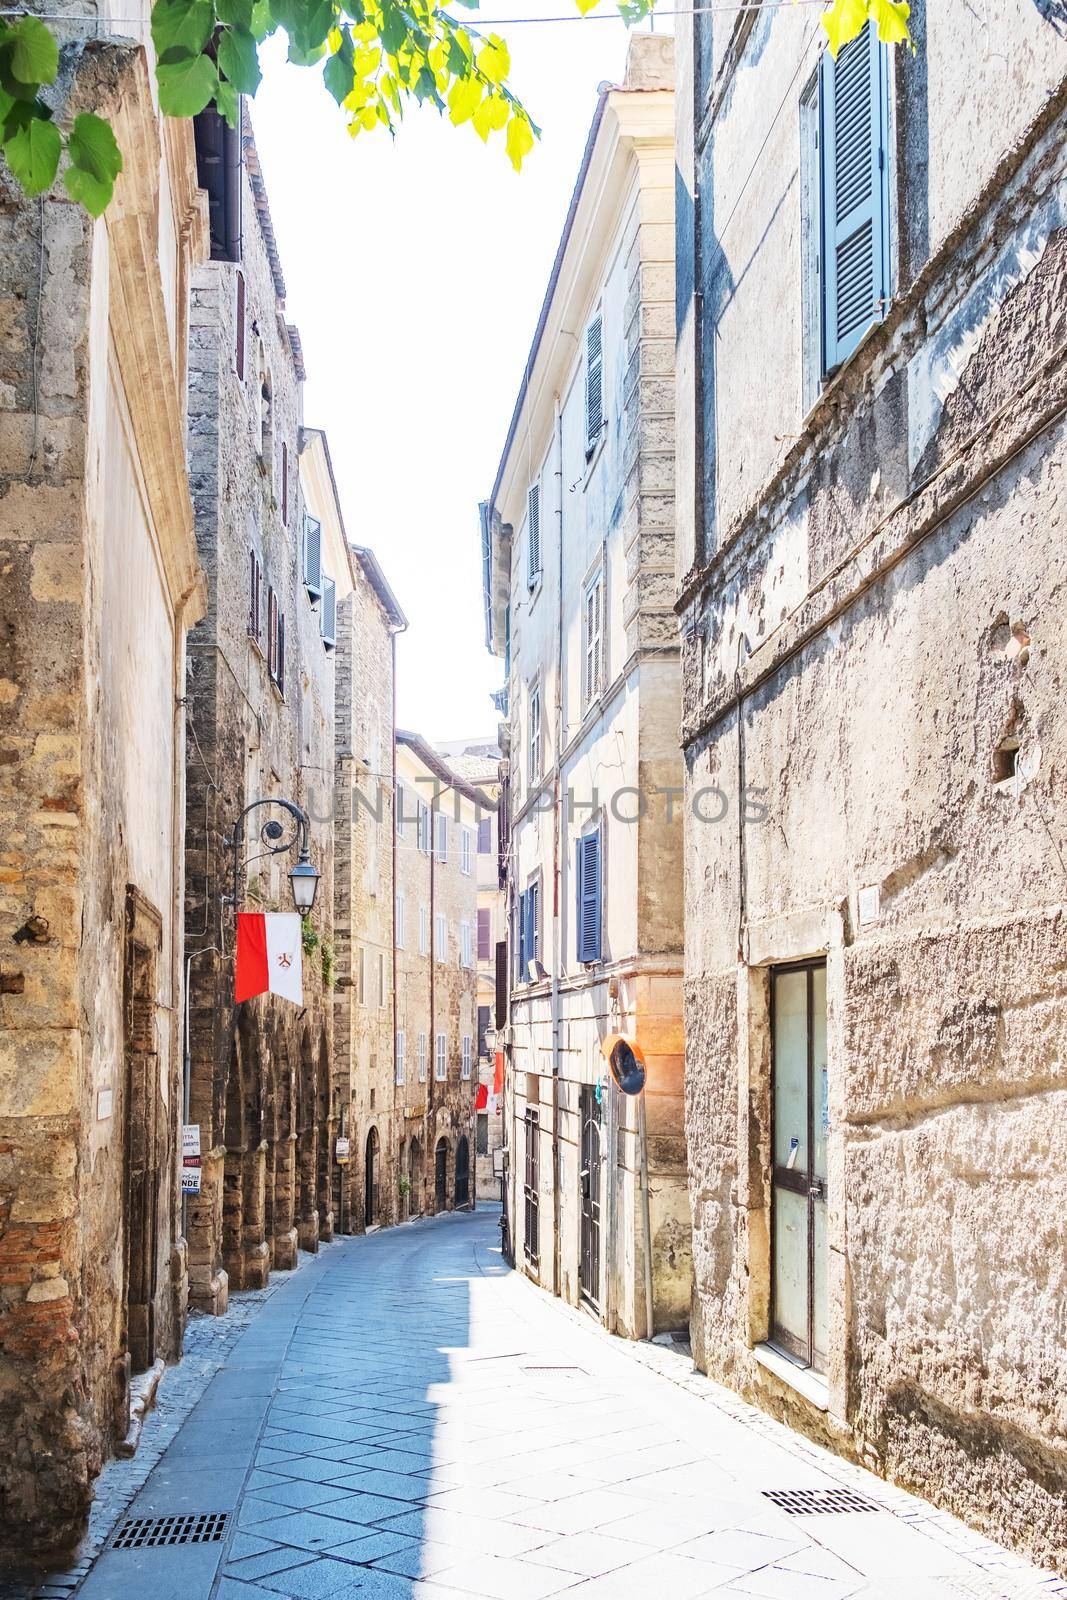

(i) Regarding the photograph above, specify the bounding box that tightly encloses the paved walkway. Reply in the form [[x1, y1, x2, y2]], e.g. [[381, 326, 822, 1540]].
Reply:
[[69, 1208, 1061, 1600]]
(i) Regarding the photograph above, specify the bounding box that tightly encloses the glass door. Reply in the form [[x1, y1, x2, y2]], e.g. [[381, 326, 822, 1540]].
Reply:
[[771, 962, 828, 1373]]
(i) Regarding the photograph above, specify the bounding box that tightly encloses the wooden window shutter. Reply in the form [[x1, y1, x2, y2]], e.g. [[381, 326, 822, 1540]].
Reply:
[[820, 23, 890, 373], [267, 586, 277, 677], [281, 442, 289, 526], [477, 906, 491, 962], [585, 312, 603, 454], [527, 483, 540, 586], [303, 514, 323, 598], [235, 270, 246, 380], [321, 575, 337, 650], [494, 939, 507, 1028], [277, 610, 285, 695], [576, 831, 601, 963]]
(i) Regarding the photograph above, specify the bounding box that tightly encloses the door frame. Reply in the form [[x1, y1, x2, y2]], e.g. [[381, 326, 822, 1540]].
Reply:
[[578, 1085, 601, 1310], [769, 958, 827, 1373]]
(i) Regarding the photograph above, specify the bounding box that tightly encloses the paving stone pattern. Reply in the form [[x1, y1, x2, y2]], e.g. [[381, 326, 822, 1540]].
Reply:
[[15, 1210, 1067, 1600]]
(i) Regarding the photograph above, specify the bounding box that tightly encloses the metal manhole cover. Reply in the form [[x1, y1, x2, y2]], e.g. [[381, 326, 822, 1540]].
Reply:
[[111, 1511, 229, 1549], [763, 1488, 883, 1515]]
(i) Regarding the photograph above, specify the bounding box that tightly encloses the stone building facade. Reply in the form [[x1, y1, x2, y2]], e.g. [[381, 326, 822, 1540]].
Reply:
[[329, 528, 406, 1235], [394, 733, 484, 1216], [0, 29, 207, 1564], [436, 740, 507, 1198], [482, 34, 692, 1339], [183, 110, 336, 1317], [675, 0, 1067, 1570]]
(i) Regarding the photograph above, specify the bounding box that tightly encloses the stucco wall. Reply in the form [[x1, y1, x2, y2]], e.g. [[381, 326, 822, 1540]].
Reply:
[[677, 0, 1067, 1569]]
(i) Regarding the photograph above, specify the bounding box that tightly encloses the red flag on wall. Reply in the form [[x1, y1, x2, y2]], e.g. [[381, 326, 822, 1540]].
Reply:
[[235, 912, 303, 1004], [475, 1083, 488, 1111]]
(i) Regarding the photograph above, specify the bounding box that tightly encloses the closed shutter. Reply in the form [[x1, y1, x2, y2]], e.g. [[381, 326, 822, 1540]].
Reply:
[[585, 312, 603, 454], [576, 831, 601, 963], [304, 514, 323, 597], [477, 907, 491, 961], [281, 441, 288, 525], [820, 23, 890, 373], [477, 1005, 490, 1056], [527, 484, 540, 586], [276, 610, 285, 695], [495, 939, 508, 1028], [267, 587, 277, 678], [522, 884, 538, 978], [478, 816, 492, 853], [321, 575, 337, 649], [235, 269, 246, 378]]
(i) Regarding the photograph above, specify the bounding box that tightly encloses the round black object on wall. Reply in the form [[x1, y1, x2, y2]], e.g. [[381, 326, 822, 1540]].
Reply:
[[608, 1036, 646, 1096]]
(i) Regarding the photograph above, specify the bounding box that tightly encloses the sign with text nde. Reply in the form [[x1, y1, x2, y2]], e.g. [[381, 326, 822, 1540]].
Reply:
[[182, 1123, 202, 1195]]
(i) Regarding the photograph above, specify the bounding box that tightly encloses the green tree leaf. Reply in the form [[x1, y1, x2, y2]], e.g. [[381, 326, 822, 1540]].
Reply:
[[324, 46, 355, 104], [151, 0, 215, 58], [868, 0, 911, 46], [218, 24, 263, 92], [476, 33, 509, 84], [157, 48, 219, 115], [217, 0, 255, 25], [3, 107, 59, 194], [7, 16, 59, 87], [63, 111, 123, 215], [505, 110, 534, 171], [214, 76, 240, 124]]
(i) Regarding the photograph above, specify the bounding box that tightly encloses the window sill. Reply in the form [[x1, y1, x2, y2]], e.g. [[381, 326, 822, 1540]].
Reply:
[[753, 1342, 828, 1411]]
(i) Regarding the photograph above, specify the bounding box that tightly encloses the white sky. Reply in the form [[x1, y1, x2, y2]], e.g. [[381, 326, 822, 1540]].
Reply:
[[251, 5, 662, 746]]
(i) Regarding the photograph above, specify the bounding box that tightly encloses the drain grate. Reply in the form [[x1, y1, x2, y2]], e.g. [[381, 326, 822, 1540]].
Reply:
[[763, 1488, 883, 1516], [111, 1511, 229, 1549]]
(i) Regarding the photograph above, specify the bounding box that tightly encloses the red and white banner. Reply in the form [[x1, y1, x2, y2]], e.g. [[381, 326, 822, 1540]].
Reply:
[[235, 912, 303, 1005]]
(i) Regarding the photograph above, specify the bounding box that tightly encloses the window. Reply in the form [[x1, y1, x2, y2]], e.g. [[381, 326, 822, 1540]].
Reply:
[[434, 811, 448, 863], [585, 311, 603, 455], [267, 587, 285, 694], [418, 1032, 427, 1083], [462, 1035, 472, 1080], [527, 482, 541, 587], [435, 912, 447, 958], [477, 1004, 490, 1057], [528, 682, 541, 788], [477, 906, 491, 962], [524, 1109, 539, 1268], [248, 549, 262, 642], [435, 1032, 447, 1082], [281, 441, 289, 526], [460, 921, 472, 968], [476, 1112, 488, 1157], [395, 1030, 405, 1086], [303, 514, 323, 599], [517, 880, 540, 983], [357, 947, 366, 1005], [816, 23, 891, 377], [417, 800, 431, 855], [461, 827, 472, 876], [771, 963, 829, 1374], [321, 576, 336, 650], [395, 783, 406, 838], [583, 569, 603, 705], [396, 889, 405, 950], [377, 950, 386, 1009], [575, 829, 602, 964], [478, 816, 492, 854], [419, 902, 429, 955], [235, 268, 246, 380]]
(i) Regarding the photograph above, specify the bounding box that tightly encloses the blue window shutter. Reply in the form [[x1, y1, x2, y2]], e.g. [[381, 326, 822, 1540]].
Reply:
[[820, 23, 890, 373], [577, 832, 601, 963], [527, 485, 540, 585]]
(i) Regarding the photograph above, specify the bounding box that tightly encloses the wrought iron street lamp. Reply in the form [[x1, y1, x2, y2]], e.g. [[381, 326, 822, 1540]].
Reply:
[[230, 797, 319, 916]]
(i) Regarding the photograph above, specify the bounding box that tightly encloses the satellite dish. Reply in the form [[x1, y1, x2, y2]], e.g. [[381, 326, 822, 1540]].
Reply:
[[601, 1033, 647, 1096]]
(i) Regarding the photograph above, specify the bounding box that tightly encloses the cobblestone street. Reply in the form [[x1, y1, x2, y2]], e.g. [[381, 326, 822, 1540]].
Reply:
[[25, 1209, 1066, 1600]]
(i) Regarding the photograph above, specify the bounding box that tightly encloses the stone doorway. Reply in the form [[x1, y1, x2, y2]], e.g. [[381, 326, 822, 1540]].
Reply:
[[121, 887, 163, 1377]]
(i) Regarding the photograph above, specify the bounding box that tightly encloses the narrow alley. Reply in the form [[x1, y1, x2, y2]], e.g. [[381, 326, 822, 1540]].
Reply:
[[39, 1209, 1063, 1600]]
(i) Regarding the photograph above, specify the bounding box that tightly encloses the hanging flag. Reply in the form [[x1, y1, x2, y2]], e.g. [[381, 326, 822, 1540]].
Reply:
[[475, 1083, 489, 1111], [235, 912, 303, 1005], [492, 1050, 504, 1097]]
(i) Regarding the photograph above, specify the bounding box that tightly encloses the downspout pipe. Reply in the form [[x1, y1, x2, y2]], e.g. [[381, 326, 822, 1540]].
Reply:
[[390, 628, 398, 1230]]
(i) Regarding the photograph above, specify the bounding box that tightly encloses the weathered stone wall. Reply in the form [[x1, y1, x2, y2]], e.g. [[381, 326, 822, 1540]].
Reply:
[[184, 120, 335, 1315], [0, 42, 205, 1563], [676, 1, 1067, 1570], [333, 570, 396, 1232], [426, 785, 480, 1211]]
